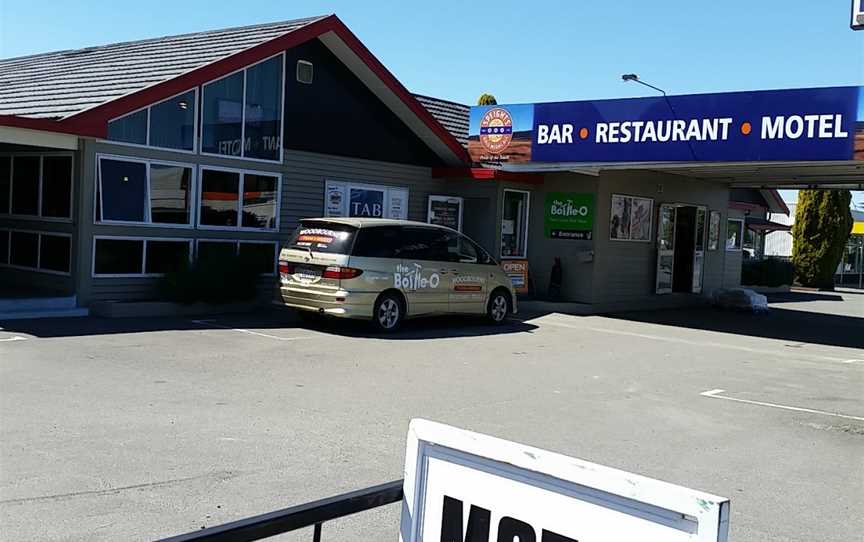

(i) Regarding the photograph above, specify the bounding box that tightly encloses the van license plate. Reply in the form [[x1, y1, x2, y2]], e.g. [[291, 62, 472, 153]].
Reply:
[[294, 267, 322, 283]]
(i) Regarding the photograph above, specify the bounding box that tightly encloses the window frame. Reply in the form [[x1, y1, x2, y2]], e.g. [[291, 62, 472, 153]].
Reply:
[[726, 218, 744, 252], [94, 153, 197, 229], [91, 235, 193, 278], [196, 165, 281, 232], [0, 228, 72, 276], [195, 238, 278, 276], [104, 87, 199, 154], [0, 153, 74, 222], [199, 52, 286, 164], [499, 188, 531, 260]]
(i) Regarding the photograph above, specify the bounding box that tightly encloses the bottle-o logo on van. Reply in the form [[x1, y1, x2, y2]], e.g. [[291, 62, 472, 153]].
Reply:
[[479, 108, 514, 153]]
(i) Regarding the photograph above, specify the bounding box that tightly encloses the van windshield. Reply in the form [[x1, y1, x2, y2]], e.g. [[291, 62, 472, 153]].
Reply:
[[287, 221, 358, 254]]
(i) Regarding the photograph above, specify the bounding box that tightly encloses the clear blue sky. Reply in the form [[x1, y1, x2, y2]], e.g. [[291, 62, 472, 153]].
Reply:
[[1, 0, 862, 206]]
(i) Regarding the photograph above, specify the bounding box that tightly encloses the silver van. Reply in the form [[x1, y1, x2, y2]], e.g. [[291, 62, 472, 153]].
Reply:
[[278, 218, 516, 331]]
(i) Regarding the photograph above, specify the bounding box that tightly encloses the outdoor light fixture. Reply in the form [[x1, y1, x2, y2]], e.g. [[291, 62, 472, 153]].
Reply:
[[621, 73, 668, 96]]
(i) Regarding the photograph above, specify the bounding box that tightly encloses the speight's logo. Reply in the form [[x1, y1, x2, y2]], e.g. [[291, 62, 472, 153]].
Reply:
[[479, 107, 514, 153]]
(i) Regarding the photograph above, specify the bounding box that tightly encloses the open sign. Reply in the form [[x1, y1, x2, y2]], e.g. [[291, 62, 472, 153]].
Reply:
[[400, 420, 729, 542]]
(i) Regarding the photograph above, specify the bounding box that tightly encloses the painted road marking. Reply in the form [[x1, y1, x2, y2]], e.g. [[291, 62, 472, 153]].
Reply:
[[538, 318, 856, 364], [0, 336, 26, 343], [700, 389, 864, 422], [842, 359, 864, 364], [190, 320, 310, 342]]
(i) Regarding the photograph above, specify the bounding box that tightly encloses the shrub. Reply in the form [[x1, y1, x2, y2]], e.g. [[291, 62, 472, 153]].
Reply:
[[741, 258, 794, 287], [792, 190, 853, 289], [160, 253, 260, 304]]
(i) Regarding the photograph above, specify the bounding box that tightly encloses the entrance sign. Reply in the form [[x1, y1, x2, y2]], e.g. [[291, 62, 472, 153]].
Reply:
[[428, 196, 464, 231], [468, 86, 864, 163], [400, 419, 730, 542], [544, 193, 594, 239]]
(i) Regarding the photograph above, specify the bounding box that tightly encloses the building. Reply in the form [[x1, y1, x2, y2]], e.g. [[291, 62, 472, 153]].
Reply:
[[1, 14, 862, 317]]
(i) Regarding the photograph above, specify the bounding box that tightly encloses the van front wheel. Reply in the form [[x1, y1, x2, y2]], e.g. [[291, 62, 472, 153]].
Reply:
[[373, 292, 403, 332], [487, 290, 510, 323]]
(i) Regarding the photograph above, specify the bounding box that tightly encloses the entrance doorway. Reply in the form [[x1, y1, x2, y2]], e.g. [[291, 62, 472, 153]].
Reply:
[[656, 204, 706, 295]]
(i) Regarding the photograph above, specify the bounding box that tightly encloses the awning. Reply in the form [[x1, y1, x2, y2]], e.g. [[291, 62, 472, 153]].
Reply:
[[745, 217, 791, 232]]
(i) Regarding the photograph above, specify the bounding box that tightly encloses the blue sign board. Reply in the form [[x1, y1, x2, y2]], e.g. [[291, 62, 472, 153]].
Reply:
[[468, 86, 864, 164], [349, 188, 384, 217]]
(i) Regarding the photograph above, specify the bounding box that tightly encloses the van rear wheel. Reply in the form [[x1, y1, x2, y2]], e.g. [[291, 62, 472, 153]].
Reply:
[[487, 290, 510, 323], [373, 292, 403, 332]]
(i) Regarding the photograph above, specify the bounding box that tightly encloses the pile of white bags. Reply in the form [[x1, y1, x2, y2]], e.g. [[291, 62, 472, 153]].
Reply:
[[712, 288, 769, 312]]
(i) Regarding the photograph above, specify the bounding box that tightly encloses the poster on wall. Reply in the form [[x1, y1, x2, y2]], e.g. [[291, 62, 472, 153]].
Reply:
[[324, 180, 409, 219], [544, 193, 594, 240], [610, 194, 653, 241], [427, 196, 463, 231], [708, 210, 721, 250]]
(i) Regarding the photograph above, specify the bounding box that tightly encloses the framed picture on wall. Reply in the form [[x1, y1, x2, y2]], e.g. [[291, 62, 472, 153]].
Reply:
[[610, 194, 653, 242], [708, 210, 721, 250]]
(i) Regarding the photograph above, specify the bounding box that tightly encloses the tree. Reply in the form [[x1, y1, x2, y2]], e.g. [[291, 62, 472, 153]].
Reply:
[[477, 93, 497, 105], [791, 190, 853, 289]]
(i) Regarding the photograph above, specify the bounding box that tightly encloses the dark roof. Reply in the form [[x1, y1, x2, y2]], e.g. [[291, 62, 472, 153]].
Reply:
[[413, 94, 469, 147], [0, 16, 328, 119]]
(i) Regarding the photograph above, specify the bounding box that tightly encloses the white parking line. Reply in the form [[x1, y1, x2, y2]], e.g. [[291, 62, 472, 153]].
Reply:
[[538, 318, 855, 364], [700, 389, 864, 422], [0, 336, 26, 343], [190, 320, 310, 342]]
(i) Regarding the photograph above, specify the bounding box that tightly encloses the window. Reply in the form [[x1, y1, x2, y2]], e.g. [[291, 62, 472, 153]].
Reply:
[[196, 239, 277, 275], [10, 231, 38, 268], [93, 237, 192, 276], [726, 218, 744, 251], [201, 54, 284, 161], [2, 155, 73, 219], [98, 158, 147, 222], [96, 156, 194, 226], [610, 194, 653, 242], [241, 174, 278, 229], [288, 222, 357, 255], [42, 156, 73, 218], [198, 167, 279, 230], [107, 90, 197, 151], [352, 226, 403, 258], [0, 230, 70, 274], [107, 109, 147, 145], [39, 234, 71, 273], [144, 240, 190, 274], [501, 190, 529, 258], [244, 56, 283, 161], [400, 227, 452, 261], [148, 91, 195, 151], [11, 156, 39, 215], [150, 164, 192, 224], [238, 242, 276, 275], [0, 156, 10, 214]]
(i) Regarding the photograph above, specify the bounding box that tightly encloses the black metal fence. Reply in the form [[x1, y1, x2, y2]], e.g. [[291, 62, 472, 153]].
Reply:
[[157, 480, 404, 542]]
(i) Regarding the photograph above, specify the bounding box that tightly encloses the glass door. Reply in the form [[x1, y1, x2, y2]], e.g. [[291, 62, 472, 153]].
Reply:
[[655, 204, 676, 294], [692, 207, 706, 293]]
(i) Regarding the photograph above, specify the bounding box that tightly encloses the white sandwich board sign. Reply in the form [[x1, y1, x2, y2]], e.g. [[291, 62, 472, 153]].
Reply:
[[400, 420, 729, 542]]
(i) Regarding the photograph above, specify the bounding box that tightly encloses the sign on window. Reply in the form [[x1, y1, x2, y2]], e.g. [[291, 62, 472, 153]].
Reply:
[[324, 181, 408, 219]]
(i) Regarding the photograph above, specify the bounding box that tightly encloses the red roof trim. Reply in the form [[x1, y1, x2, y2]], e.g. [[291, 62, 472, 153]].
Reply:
[[0, 15, 469, 163], [432, 167, 544, 184]]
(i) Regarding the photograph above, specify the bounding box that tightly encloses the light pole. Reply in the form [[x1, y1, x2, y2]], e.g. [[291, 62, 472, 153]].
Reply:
[[621, 73, 697, 160]]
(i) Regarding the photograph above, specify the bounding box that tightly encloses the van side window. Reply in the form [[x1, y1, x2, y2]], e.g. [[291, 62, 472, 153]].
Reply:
[[448, 234, 478, 263], [469, 239, 497, 265], [351, 226, 403, 258], [400, 227, 451, 261]]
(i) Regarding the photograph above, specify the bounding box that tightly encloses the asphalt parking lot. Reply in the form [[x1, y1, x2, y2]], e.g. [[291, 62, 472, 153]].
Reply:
[[1, 290, 862, 542]]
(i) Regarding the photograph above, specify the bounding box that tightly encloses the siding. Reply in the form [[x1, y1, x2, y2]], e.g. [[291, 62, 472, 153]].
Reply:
[[75, 141, 467, 304], [591, 171, 730, 311]]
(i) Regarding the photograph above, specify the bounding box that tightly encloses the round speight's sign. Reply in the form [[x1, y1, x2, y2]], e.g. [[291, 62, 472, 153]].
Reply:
[[479, 107, 514, 153]]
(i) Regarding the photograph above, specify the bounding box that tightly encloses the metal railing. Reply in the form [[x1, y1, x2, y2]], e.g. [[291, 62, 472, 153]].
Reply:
[[157, 480, 404, 542]]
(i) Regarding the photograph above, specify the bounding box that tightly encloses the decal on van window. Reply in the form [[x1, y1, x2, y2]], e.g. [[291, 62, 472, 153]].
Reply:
[[395, 263, 440, 290], [295, 228, 350, 250]]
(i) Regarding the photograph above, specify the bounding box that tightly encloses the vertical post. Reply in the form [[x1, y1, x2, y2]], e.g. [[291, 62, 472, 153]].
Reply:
[[858, 246, 862, 290], [312, 523, 322, 542]]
